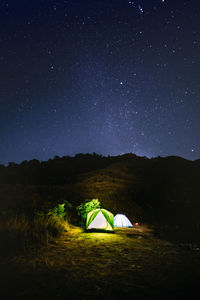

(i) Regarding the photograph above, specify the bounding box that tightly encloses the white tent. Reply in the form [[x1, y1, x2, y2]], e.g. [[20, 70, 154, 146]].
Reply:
[[114, 214, 133, 227]]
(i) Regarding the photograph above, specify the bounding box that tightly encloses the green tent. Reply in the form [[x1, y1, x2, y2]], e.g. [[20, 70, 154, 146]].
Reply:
[[86, 209, 114, 231]]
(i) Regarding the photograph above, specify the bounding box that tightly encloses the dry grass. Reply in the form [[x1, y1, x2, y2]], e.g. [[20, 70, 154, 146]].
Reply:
[[0, 212, 69, 257]]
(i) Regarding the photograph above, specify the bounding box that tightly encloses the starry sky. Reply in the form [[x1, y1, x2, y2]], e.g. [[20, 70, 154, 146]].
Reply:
[[1, 0, 200, 164]]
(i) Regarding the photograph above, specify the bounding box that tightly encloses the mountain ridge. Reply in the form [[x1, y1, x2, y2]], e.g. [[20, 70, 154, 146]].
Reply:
[[0, 153, 200, 242]]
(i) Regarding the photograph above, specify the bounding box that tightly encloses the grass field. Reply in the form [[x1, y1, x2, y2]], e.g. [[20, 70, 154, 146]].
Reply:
[[1, 225, 200, 299]]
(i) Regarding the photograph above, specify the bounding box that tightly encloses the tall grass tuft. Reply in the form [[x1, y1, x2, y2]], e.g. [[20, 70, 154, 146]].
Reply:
[[0, 211, 69, 257]]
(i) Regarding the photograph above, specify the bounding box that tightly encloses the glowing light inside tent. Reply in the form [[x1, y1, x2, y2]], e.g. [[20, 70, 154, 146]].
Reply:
[[86, 209, 114, 231], [114, 214, 133, 227], [88, 211, 107, 229]]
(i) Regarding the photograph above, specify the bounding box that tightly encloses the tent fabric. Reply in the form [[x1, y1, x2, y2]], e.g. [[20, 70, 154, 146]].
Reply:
[[86, 209, 114, 231], [114, 214, 133, 227]]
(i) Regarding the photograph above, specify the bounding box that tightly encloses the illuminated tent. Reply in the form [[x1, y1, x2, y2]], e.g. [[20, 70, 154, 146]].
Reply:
[[114, 214, 133, 227], [86, 209, 114, 231]]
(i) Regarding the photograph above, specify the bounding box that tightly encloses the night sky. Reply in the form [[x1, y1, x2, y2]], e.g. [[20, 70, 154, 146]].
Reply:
[[1, 0, 200, 164]]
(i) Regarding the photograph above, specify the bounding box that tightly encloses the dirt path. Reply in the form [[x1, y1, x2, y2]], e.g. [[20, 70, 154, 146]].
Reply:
[[1, 226, 200, 299]]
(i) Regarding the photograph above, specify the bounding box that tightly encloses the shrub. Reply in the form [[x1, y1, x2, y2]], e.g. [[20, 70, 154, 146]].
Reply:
[[76, 199, 101, 225], [47, 200, 72, 220]]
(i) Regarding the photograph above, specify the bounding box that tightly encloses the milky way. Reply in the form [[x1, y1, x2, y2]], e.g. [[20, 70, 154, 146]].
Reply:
[[0, 0, 200, 164]]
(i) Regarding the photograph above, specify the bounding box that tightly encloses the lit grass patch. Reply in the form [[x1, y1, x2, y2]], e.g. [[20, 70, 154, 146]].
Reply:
[[0, 212, 69, 257]]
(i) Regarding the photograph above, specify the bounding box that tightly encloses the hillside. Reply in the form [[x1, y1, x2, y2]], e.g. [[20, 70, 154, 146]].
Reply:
[[1, 153, 200, 242], [1, 153, 200, 299]]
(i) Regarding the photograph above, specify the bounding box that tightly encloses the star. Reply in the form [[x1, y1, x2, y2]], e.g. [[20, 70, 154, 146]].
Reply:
[[138, 5, 143, 14], [0, 0, 200, 163]]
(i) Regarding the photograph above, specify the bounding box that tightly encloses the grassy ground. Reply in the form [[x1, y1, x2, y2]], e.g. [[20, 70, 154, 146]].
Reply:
[[0, 225, 200, 299]]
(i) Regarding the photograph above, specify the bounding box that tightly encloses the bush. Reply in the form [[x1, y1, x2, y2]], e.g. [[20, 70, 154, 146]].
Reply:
[[47, 200, 72, 220], [76, 199, 101, 225]]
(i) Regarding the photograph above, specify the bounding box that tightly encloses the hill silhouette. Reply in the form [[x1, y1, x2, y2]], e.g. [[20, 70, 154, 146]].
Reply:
[[0, 153, 200, 242]]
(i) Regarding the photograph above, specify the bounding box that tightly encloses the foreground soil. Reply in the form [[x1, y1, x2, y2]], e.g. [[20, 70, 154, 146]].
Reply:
[[0, 226, 200, 299]]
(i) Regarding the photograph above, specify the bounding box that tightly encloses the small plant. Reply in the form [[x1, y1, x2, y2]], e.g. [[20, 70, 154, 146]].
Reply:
[[47, 200, 72, 220], [76, 199, 101, 224]]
